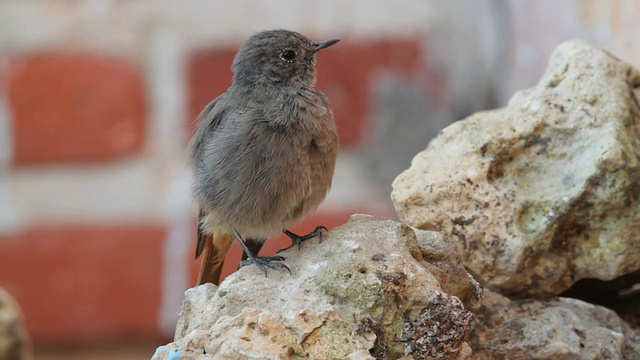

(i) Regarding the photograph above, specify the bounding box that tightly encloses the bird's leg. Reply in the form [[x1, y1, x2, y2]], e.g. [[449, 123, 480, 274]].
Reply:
[[241, 237, 266, 261], [234, 229, 290, 277], [277, 225, 328, 253]]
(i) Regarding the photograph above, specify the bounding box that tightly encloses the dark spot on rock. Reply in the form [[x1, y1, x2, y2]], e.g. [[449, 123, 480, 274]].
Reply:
[[551, 220, 587, 251], [487, 159, 506, 181], [376, 272, 407, 289], [490, 234, 501, 248], [523, 135, 551, 151], [480, 143, 489, 157], [371, 253, 386, 262], [451, 228, 468, 247], [452, 216, 476, 227], [547, 75, 563, 88]]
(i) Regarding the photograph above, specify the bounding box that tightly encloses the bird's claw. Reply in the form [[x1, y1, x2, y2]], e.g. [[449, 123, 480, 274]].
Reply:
[[277, 225, 328, 253], [238, 255, 291, 277]]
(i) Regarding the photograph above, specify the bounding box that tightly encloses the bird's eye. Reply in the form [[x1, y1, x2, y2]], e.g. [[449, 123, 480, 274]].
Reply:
[[280, 50, 296, 62]]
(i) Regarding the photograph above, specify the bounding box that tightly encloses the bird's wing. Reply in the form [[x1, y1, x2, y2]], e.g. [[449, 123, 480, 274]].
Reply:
[[190, 96, 274, 284], [188, 95, 226, 167], [189, 95, 227, 260], [195, 208, 208, 258], [190, 94, 242, 285]]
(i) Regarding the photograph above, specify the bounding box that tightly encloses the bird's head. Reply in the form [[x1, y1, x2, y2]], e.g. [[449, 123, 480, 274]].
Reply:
[[232, 30, 339, 87]]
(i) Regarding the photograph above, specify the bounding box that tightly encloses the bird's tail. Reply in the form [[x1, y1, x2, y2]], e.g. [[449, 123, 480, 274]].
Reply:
[[196, 231, 234, 286]]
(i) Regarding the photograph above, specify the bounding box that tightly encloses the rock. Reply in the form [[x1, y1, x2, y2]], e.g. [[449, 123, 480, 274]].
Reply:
[[0, 288, 32, 360], [153, 215, 482, 360], [468, 290, 640, 360], [391, 40, 640, 297], [560, 270, 640, 329]]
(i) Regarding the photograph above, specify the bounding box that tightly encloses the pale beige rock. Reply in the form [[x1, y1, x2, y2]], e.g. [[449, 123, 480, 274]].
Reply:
[[468, 290, 640, 360], [0, 288, 32, 360], [392, 40, 640, 297], [153, 215, 481, 360]]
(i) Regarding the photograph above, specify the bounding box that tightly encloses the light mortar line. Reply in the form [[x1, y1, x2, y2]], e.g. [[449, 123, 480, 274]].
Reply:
[[0, 63, 18, 233], [148, 29, 193, 337]]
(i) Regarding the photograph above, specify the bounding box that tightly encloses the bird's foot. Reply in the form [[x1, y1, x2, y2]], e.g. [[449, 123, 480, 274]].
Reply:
[[237, 254, 291, 277], [277, 225, 328, 253]]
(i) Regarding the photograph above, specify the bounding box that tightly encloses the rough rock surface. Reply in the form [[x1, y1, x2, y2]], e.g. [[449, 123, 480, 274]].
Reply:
[[0, 288, 32, 360], [152, 215, 482, 360], [468, 290, 640, 360], [392, 40, 640, 297]]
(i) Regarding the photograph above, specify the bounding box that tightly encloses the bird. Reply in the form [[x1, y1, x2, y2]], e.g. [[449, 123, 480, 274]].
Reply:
[[188, 30, 340, 285]]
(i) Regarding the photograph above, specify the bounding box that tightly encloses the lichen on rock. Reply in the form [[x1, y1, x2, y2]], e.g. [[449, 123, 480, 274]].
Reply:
[[402, 293, 472, 359]]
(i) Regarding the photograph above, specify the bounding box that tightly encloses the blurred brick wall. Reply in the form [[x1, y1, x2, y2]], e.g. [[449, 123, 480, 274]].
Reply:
[[0, 0, 638, 351]]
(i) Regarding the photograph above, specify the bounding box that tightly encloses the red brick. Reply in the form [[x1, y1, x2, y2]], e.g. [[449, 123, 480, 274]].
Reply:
[[188, 208, 393, 285], [187, 38, 425, 147], [8, 53, 147, 165], [316, 38, 425, 146], [0, 224, 166, 345]]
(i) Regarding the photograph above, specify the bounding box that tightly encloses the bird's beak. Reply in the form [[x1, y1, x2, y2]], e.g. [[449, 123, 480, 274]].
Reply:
[[313, 39, 340, 53]]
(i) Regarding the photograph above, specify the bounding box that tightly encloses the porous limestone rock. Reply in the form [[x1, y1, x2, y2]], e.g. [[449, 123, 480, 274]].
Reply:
[[0, 288, 32, 360], [468, 290, 640, 360], [392, 40, 640, 297], [152, 215, 482, 360]]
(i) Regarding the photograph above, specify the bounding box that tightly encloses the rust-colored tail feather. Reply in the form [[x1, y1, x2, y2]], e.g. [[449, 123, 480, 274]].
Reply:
[[196, 232, 234, 285]]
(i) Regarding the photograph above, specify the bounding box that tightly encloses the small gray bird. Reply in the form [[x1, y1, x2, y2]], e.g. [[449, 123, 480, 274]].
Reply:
[[188, 30, 340, 285]]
